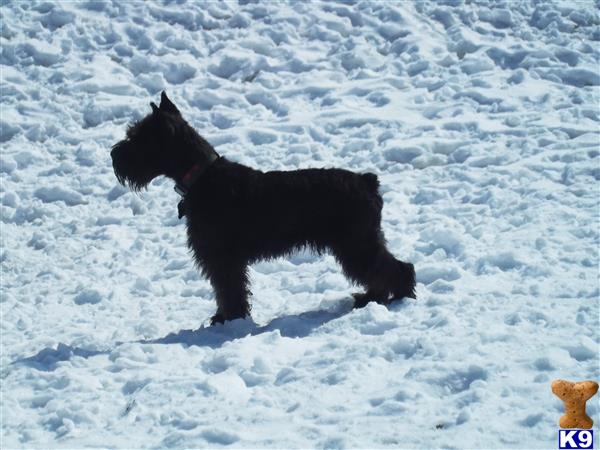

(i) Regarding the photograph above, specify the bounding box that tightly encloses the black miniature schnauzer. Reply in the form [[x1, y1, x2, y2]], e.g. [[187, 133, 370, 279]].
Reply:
[[111, 92, 416, 324]]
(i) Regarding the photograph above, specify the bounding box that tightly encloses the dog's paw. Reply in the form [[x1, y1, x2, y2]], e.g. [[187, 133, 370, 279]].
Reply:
[[210, 313, 225, 326], [352, 292, 376, 308], [210, 311, 250, 325], [398, 286, 416, 300]]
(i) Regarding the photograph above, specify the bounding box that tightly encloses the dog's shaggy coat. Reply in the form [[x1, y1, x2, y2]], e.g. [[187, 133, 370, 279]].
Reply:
[[112, 92, 416, 324]]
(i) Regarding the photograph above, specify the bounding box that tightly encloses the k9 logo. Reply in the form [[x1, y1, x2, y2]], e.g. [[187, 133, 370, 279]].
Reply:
[[559, 430, 594, 449]]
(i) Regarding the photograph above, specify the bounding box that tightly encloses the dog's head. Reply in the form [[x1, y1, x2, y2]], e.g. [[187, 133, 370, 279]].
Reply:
[[111, 91, 186, 190]]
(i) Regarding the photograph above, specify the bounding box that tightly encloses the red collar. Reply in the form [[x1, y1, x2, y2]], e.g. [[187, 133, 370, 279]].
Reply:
[[176, 164, 202, 194], [174, 155, 220, 197]]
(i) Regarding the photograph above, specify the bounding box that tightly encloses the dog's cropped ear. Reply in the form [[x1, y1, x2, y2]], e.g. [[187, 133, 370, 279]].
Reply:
[[160, 91, 180, 115], [150, 102, 159, 114]]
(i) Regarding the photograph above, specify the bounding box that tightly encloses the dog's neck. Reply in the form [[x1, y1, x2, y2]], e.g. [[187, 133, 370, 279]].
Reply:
[[174, 150, 220, 197], [174, 149, 219, 220]]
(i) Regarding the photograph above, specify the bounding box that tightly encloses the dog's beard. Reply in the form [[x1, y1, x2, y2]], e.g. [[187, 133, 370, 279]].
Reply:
[[111, 141, 157, 191], [114, 170, 154, 192], [113, 165, 157, 192]]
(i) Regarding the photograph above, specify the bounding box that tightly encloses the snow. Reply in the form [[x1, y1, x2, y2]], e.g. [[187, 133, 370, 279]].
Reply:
[[1, 1, 599, 448]]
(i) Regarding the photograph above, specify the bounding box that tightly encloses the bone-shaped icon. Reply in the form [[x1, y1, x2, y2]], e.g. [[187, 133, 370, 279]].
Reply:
[[551, 379, 599, 429]]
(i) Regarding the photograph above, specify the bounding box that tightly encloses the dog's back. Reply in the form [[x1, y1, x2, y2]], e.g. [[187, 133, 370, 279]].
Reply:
[[186, 159, 383, 251]]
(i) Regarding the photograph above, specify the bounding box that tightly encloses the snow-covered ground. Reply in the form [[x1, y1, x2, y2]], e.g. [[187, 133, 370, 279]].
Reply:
[[1, 1, 599, 448]]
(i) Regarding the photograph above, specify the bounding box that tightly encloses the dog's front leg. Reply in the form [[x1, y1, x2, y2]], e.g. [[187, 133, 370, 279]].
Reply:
[[207, 261, 251, 325]]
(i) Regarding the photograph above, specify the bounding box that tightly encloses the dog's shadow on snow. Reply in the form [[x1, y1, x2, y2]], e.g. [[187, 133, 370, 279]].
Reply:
[[12, 300, 354, 371], [142, 299, 354, 348], [12, 344, 107, 372]]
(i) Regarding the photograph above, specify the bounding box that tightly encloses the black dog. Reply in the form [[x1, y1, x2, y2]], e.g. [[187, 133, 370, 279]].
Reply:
[[111, 92, 416, 324]]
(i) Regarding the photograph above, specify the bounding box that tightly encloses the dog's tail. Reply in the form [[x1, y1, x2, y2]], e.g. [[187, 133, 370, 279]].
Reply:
[[361, 173, 379, 192], [361, 172, 383, 212]]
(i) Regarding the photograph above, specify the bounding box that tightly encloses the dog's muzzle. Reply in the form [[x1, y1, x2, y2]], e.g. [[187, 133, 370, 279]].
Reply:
[[110, 142, 130, 184]]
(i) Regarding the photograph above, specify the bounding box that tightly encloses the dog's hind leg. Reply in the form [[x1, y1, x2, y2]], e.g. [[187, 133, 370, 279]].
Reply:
[[390, 257, 416, 300], [333, 232, 416, 308], [206, 261, 251, 325], [332, 235, 388, 306], [375, 250, 416, 302]]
